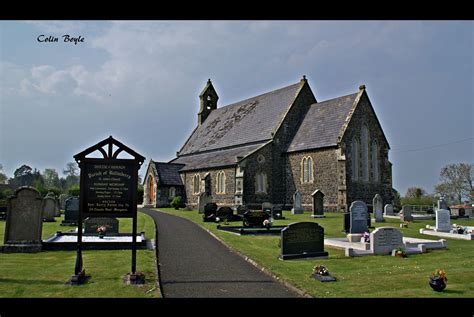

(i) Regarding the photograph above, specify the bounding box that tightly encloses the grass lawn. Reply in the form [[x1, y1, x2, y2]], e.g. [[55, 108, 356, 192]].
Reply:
[[0, 212, 160, 298], [155, 208, 474, 298]]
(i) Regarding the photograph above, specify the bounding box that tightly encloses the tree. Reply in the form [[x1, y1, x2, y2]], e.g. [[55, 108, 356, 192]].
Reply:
[[0, 164, 8, 184], [10, 164, 34, 187], [435, 163, 473, 204], [405, 187, 427, 199], [43, 168, 60, 188], [63, 162, 79, 177]]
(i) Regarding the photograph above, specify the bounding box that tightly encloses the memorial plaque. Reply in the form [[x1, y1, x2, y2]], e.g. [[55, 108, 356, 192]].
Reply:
[[280, 222, 328, 260], [370, 227, 404, 255], [82, 160, 137, 217], [349, 201, 368, 234]]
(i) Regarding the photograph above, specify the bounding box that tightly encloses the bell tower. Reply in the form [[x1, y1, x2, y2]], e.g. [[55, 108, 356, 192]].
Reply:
[[198, 79, 218, 126]]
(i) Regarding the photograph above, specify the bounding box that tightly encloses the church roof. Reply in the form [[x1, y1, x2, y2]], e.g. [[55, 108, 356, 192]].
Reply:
[[171, 143, 264, 172], [286, 92, 359, 153], [153, 162, 185, 186], [178, 82, 302, 155]]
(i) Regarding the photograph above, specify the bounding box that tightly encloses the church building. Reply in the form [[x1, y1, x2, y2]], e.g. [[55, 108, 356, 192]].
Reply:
[[143, 76, 393, 212]]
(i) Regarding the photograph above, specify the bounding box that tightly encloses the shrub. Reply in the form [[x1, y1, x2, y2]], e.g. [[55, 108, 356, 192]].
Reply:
[[68, 185, 80, 196], [170, 196, 182, 210]]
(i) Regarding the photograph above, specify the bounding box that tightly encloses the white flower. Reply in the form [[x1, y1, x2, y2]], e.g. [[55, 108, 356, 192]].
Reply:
[[215, 217, 220, 222]]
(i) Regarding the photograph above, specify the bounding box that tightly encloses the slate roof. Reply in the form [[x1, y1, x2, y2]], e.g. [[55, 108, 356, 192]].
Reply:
[[171, 143, 264, 172], [286, 92, 359, 153], [153, 162, 185, 186], [178, 82, 301, 155]]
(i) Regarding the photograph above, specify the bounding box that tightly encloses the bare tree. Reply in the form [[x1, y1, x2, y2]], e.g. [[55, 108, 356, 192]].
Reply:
[[435, 163, 473, 204]]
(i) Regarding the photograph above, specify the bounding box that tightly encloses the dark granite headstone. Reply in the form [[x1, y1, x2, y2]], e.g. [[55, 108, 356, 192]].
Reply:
[[61, 197, 79, 226], [236, 205, 249, 216], [272, 204, 284, 220], [280, 222, 328, 260], [243, 210, 270, 228], [84, 217, 119, 234], [262, 202, 273, 215], [343, 213, 350, 233], [202, 203, 218, 222], [216, 206, 233, 220], [349, 201, 368, 234], [312, 190, 325, 218]]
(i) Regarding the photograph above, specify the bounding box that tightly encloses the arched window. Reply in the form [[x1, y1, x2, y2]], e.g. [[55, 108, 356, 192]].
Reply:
[[169, 186, 176, 198], [301, 156, 314, 183], [351, 137, 359, 181], [193, 174, 200, 194], [255, 172, 267, 194], [216, 171, 226, 194], [371, 140, 379, 183], [361, 125, 369, 182]]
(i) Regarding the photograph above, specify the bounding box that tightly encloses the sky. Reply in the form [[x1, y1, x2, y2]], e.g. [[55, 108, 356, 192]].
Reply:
[[0, 21, 473, 195]]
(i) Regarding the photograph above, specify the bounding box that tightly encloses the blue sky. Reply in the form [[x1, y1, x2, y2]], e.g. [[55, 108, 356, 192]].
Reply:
[[0, 21, 472, 196]]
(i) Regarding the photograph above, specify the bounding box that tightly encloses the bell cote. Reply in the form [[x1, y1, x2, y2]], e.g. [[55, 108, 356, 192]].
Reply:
[[198, 78, 219, 126]]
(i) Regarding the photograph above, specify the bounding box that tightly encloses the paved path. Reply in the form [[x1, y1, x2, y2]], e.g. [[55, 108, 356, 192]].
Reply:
[[140, 208, 300, 298]]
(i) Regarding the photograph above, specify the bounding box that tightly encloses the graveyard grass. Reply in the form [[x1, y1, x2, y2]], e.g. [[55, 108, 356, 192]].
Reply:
[[156, 208, 474, 298], [0, 213, 160, 298]]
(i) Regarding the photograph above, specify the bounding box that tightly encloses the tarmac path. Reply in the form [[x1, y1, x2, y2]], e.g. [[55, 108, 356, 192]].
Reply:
[[139, 208, 300, 298]]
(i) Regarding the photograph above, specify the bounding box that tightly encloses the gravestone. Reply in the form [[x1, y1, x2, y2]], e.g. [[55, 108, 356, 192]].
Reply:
[[435, 209, 451, 232], [198, 193, 212, 214], [272, 204, 284, 220], [438, 198, 448, 210], [0, 199, 7, 220], [349, 201, 368, 234], [401, 205, 413, 222], [42, 197, 58, 222], [262, 202, 273, 215], [217, 206, 233, 220], [236, 205, 248, 216], [311, 190, 325, 218], [61, 196, 79, 226], [280, 222, 328, 260], [291, 191, 304, 214], [203, 203, 218, 222], [343, 213, 350, 233], [84, 217, 119, 234], [3, 187, 43, 252], [373, 194, 384, 222], [243, 210, 270, 228], [59, 194, 69, 211], [370, 227, 404, 255], [384, 204, 394, 215]]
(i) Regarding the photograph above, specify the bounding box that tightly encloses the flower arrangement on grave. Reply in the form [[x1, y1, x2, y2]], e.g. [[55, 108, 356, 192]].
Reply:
[[215, 217, 220, 223], [451, 224, 470, 235], [429, 269, 447, 292], [96, 225, 107, 238], [263, 219, 272, 228], [362, 232, 370, 243], [312, 265, 329, 276], [394, 247, 407, 258]]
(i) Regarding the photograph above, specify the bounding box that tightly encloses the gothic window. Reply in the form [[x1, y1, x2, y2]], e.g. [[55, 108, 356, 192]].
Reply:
[[352, 137, 359, 181], [371, 140, 379, 183], [169, 186, 176, 198], [216, 171, 226, 194], [361, 124, 369, 182], [301, 156, 314, 183], [193, 174, 200, 194], [255, 172, 267, 194]]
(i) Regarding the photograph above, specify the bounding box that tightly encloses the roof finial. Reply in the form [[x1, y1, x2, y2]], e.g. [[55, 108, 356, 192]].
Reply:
[[359, 84, 366, 90], [300, 75, 307, 84], [207, 78, 212, 84]]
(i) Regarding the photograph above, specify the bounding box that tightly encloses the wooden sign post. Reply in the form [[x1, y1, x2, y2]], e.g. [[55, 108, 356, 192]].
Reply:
[[69, 136, 145, 285]]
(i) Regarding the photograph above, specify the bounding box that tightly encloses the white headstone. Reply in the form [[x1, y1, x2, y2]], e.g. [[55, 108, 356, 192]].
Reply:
[[384, 204, 394, 215], [370, 227, 404, 255], [291, 191, 304, 214], [435, 209, 451, 232]]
